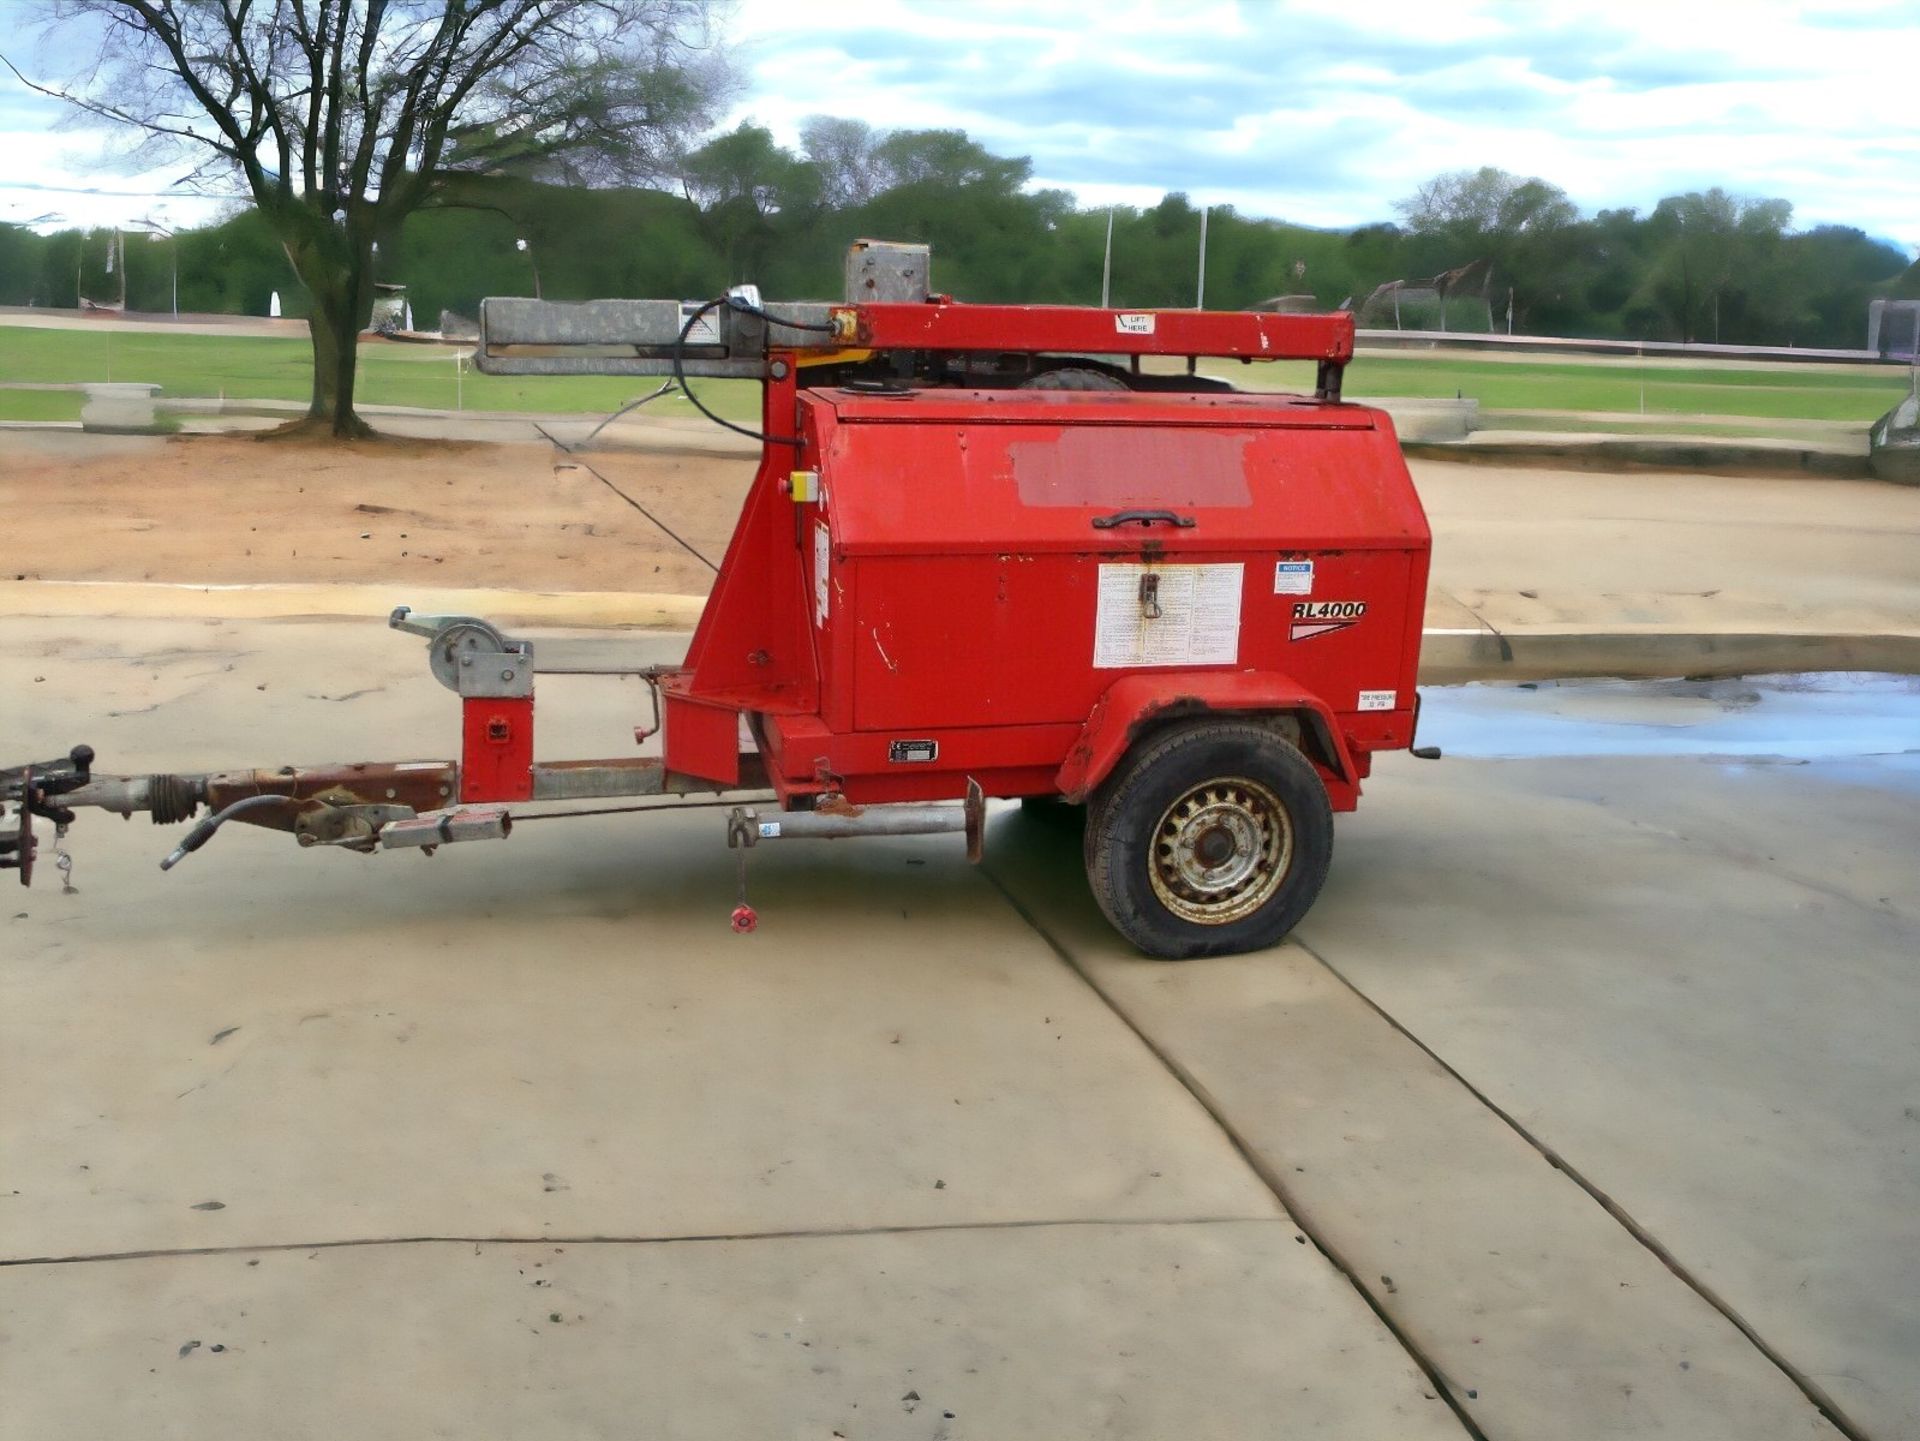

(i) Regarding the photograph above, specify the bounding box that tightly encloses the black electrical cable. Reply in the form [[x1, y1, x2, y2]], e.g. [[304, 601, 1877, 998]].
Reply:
[[671, 294, 837, 447], [535, 434, 719, 574]]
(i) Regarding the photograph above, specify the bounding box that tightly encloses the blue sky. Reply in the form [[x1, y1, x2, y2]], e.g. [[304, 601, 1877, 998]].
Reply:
[[3, 0, 1915, 250]]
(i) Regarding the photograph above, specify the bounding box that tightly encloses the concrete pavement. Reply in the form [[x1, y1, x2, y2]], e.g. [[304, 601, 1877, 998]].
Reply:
[[1299, 751, 1920, 1439], [2, 1227, 1452, 1440], [0, 616, 1452, 1438], [2, 614, 1916, 1438]]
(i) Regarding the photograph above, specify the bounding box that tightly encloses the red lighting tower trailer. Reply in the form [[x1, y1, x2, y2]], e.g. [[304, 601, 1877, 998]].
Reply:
[[2, 243, 1432, 958]]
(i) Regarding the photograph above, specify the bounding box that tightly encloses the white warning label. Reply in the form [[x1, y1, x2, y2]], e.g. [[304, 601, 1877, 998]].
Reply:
[[680, 301, 724, 345], [1115, 312, 1156, 335], [1357, 689, 1397, 712], [1093, 563, 1243, 669], [813, 519, 830, 628], [1273, 560, 1314, 595]]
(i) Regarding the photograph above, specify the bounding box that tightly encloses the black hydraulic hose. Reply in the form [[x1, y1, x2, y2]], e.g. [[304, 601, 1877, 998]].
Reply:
[[159, 793, 288, 872]]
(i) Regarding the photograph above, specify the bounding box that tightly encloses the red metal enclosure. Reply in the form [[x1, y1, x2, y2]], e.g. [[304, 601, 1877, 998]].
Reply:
[[664, 331, 1430, 816]]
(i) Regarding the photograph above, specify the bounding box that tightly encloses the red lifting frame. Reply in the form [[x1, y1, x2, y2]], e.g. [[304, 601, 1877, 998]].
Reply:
[[835, 301, 1354, 364]]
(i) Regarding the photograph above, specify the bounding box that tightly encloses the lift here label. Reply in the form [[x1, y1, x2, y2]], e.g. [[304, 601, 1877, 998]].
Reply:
[[1289, 599, 1366, 642]]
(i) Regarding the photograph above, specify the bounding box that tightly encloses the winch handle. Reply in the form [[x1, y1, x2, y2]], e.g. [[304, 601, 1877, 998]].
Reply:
[[1090, 509, 1196, 530]]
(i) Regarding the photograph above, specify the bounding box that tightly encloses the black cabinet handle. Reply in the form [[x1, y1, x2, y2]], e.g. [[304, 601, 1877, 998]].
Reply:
[[1090, 509, 1196, 530]]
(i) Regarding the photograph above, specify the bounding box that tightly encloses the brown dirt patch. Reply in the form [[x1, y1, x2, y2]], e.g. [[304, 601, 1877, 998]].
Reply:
[[1, 433, 753, 593]]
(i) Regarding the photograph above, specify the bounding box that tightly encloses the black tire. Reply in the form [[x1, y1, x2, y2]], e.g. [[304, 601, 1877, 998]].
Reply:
[[1020, 366, 1129, 392], [1083, 720, 1333, 959]]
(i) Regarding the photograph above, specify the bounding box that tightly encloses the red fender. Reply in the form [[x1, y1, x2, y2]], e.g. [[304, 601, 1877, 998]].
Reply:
[[1056, 671, 1360, 810]]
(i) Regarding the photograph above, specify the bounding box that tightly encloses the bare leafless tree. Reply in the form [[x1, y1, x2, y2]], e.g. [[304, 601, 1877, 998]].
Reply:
[[800, 115, 881, 209], [4, 1, 732, 437]]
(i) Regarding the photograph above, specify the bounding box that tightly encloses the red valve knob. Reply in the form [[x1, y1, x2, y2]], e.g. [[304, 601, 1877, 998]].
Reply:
[[730, 904, 757, 934]]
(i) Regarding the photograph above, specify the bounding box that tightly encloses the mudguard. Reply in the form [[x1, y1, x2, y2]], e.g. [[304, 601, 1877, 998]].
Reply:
[[1056, 671, 1360, 809]]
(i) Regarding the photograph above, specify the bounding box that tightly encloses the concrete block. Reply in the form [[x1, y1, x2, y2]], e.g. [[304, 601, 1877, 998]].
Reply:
[[80, 382, 162, 434], [1868, 392, 1920, 484], [1354, 394, 1479, 442]]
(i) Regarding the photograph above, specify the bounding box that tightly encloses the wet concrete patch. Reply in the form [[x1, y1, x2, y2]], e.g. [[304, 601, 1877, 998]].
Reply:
[[1420, 672, 1920, 762]]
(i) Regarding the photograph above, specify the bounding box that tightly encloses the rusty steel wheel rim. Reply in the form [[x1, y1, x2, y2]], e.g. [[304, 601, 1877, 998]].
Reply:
[[1147, 776, 1293, 925]]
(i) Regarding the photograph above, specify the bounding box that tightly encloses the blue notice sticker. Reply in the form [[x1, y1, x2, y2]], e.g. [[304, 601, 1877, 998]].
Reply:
[[1273, 561, 1314, 595]]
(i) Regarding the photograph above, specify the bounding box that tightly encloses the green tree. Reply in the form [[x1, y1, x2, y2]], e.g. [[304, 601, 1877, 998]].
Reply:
[[1640, 189, 1792, 342], [681, 122, 822, 282], [871, 129, 1031, 192], [6, 0, 730, 437], [1767, 226, 1905, 348], [0, 223, 46, 306], [840, 130, 1048, 300], [1396, 166, 1579, 329]]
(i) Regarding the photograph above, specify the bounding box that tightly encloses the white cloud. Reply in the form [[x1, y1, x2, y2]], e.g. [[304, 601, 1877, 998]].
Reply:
[[0, 131, 239, 230], [723, 0, 1920, 248], [1, 0, 1913, 250]]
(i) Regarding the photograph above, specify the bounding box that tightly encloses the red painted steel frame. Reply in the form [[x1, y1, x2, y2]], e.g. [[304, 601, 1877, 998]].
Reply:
[[836, 301, 1354, 363], [663, 358, 815, 787], [462, 696, 534, 802]]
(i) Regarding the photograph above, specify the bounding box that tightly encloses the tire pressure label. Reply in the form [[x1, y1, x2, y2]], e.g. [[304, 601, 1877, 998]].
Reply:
[[888, 739, 939, 764], [1289, 599, 1366, 642], [1357, 690, 1396, 712]]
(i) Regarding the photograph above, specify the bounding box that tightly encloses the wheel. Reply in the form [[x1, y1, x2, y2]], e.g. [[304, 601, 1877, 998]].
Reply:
[[1020, 366, 1129, 392], [1083, 720, 1332, 959]]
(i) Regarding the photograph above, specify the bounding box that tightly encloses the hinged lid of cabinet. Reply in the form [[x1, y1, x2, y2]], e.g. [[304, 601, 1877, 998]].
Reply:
[[804, 389, 1426, 557]]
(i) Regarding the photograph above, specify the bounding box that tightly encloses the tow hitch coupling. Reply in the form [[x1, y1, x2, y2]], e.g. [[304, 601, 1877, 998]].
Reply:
[[1, 746, 94, 888]]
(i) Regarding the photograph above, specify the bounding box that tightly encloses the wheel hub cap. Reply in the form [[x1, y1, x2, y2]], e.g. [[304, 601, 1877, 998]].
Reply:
[[1149, 778, 1293, 926]]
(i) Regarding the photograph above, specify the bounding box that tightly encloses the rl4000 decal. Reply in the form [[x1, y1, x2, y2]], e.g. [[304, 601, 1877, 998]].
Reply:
[[1289, 600, 1367, 642]]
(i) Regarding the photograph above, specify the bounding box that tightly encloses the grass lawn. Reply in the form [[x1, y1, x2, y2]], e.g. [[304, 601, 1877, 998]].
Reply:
[[1470, 412, 1860, 441], [0, 324, 764, 423], [1, 323, 1906, 430], [0, 389, 86, 422], [1204, 354, 1907, 423]]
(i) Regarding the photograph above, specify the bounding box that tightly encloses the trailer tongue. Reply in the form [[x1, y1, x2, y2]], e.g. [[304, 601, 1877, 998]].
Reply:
[[2, 242, 1431, 958]]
